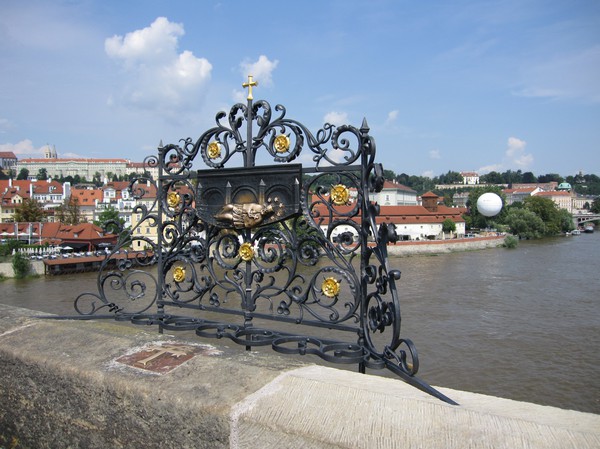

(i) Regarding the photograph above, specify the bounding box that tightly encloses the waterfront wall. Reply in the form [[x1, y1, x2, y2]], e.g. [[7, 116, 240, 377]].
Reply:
[[0, 260, 44, 278], [0, 238, 505, 279], [387, 235, 506, 256], [1, 304, 599, 449]]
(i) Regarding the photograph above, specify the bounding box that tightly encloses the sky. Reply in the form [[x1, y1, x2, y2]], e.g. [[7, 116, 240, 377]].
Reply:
[[1, 0, 599, 178]]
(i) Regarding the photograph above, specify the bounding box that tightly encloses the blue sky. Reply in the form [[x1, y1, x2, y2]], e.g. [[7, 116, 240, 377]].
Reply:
[[1, 0, 599, 178]]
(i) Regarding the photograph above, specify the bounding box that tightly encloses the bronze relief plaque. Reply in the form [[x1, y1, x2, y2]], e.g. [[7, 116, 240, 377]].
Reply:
[[195, 164, 302, 229]]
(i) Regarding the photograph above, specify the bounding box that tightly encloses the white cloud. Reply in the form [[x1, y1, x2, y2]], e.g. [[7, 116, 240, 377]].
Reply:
[[429, 149, 441, 159], [384, 110, 399, 126], [239, 55, 279, 87], [422, 170, 434, 178], [477, 164, 503, 174], [0, 140, 45, 157], [506, 136, 533, 168], [232, 55, 279, 101], [476, 136, 533, 174], [323, 111, 349, 126], [105, 17, 212, 117]]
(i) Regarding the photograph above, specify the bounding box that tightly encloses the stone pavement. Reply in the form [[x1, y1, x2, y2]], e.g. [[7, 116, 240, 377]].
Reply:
[[1, 304, 599, 448]]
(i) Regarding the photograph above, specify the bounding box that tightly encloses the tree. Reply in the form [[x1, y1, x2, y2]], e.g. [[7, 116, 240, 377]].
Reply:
[[94, 206, 125, 234], [37, 168, 48, 180], [17, 168, 29, 180], [538, 173, 563, 183], [522, 196, 561, 236], [591, 198, 600, 214], [442, 218, 456, 235], [504, 208, 546, 239], [557, 209, 575, 233], [522, 172, 537, 183], [14, 198, 45, 222], [55, 197, 83, 225], [438, 171, 463, 185], [383, 169, 397, 182], [480, 171, 504, 184], [12, 252, 31, 279]]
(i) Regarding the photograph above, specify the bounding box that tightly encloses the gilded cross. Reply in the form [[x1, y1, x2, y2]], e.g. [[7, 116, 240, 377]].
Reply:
[[242, 75, 258, 100]]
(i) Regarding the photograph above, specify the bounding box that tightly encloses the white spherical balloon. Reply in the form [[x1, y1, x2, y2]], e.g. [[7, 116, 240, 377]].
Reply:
[[477, 192, 503, 217]]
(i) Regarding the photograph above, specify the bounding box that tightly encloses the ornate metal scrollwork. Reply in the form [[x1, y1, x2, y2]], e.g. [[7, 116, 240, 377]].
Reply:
[[69, 77, 456, 405]]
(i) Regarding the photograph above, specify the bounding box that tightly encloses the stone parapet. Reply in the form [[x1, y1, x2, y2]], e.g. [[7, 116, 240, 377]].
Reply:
[[1, 304, 599, 448]]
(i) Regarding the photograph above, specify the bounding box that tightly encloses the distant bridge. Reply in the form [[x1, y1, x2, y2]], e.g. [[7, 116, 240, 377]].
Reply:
[[574, 213, 600, 227]]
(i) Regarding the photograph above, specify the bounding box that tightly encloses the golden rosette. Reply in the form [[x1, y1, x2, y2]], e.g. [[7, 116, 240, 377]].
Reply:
[[321, 277, 341, 298], [330, 184, 350, 206], [167, 192, 180, 208], [273, 134, 290, 153], [207, 141, 221, 159], [239, 242, 254, 261], [173, 266, 186, 283]]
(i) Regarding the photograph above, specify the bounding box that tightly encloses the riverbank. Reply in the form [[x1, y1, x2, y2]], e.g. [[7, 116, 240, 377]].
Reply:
[[386, 235, 506, 256], [0, 237, 506, 278]]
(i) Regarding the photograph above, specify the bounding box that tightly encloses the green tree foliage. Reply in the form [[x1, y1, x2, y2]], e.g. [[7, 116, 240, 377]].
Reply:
[[504, 208, 546, 239], [12, 252, 31, 278], [522, 196, 561, 236], [55, 197, 83, 225], [437, 171, 463, 185], [16, 168, 29, 180], [37, 167, 48, 180], [479, 171, 504, 184], [442, 218, 456, 234], [558, 209, 575, 233], [14, 198, 45, 222], [537, 173, 563, 183], [0, 239, 22, 258], [591, 198, 600, 214], [522, 172, 537, 183], [94, 206, 125, 234]]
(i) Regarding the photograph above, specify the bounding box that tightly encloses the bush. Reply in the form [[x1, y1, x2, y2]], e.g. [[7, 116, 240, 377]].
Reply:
[[12, 252, 31, 279], [503, 235, 519, 249]]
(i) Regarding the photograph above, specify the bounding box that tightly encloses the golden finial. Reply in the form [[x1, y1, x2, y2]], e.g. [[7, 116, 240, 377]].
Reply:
[[242, 75, 258, 100]]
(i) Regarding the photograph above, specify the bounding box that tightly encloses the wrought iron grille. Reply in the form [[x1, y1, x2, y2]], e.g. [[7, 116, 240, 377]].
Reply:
[[71, 78, 456, 405]]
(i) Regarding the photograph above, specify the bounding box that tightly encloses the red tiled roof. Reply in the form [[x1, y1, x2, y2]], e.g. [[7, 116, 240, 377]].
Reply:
[[310, 203, 466, 225], [0, 152, 17, 159], [19, 157, 129, 163], [381, 181, 416, 192], [534, 191, 571, 197]]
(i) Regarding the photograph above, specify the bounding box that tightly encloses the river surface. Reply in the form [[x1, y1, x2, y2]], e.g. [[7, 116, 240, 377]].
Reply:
[[2, 233, 599, 414]]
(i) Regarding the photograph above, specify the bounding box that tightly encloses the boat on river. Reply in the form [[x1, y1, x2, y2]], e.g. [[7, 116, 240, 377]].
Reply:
[[584, 225, 594, 233], [571, 229, 581, 235]]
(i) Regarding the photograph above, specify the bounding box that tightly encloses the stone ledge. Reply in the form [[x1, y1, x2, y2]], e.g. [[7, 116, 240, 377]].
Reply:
[[1, 304, 599, 449]]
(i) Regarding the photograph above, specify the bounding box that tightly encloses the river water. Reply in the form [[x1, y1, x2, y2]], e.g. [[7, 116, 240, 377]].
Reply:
[[2, 233, 599, 414]]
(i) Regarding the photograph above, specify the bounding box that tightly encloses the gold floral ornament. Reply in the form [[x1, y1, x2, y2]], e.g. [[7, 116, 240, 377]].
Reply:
[[173, 266, 186, 283], [330, 184, 350, 206], [207, 141, 221, 159], [273, 134, 290, 153], [239, 242, 254, 261], [321, 277, 341, 298], [167, 192, 181, 208]]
